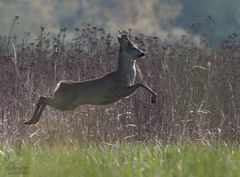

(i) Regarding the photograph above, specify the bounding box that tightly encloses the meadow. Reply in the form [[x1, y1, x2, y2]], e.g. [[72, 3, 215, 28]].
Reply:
[[1, 143, 240, 177], [1, 17, 240, 176]]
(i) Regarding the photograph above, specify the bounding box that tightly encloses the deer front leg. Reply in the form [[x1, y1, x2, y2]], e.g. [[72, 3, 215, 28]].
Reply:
[[139, 81, 157, 103], [118, 82, 157, 103]]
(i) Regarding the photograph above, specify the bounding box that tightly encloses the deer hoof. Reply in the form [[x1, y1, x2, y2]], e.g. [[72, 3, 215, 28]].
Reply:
[[24, 120, 32, 125], [151, 96, 156, 104]]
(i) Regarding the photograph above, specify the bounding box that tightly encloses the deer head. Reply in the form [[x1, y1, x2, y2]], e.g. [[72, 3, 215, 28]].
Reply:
[[118, 30, 145, 60]]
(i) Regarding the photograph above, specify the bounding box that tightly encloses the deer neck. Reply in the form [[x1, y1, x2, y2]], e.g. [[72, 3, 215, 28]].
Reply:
[[116, 48, 136, 85]]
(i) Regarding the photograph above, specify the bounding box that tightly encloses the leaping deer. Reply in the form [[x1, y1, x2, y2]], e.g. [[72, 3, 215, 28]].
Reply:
[[25, 31, 157, 125]]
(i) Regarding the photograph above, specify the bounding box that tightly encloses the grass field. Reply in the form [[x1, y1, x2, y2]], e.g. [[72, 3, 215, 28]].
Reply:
[[0, 143, 239, 177]]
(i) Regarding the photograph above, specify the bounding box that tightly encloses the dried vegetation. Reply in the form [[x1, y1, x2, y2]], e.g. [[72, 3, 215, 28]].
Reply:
[[1, 17, 240, 144]]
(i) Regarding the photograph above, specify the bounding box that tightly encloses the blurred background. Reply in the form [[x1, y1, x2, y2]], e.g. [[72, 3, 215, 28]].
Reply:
[[1, 0, 240, 45]]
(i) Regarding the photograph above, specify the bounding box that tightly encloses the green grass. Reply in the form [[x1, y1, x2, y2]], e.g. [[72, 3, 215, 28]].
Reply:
[[0, 143, 239, 177]]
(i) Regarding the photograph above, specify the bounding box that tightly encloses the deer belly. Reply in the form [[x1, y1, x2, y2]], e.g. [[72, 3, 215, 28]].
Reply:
[[87, 96, 119, 105], [85, 91, 120, 105]]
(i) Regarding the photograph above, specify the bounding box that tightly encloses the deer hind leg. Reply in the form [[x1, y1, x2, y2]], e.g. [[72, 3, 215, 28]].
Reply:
[[25, 96, 56, 125]]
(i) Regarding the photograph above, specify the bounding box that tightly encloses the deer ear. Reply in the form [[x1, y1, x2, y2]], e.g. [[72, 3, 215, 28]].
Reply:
[[118, 35, 122, 44], [118, 29, 123, 35]]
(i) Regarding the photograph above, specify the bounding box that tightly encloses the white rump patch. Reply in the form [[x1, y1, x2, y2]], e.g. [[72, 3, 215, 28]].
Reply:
[[54, 82, 61, 93]]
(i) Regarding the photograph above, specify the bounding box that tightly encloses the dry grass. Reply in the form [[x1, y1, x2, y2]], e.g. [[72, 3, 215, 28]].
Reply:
[[1, 18, 240, 145]]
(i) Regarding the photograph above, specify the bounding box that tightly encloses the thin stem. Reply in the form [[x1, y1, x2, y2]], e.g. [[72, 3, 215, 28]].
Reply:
[[6, 16, 19, 54]]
